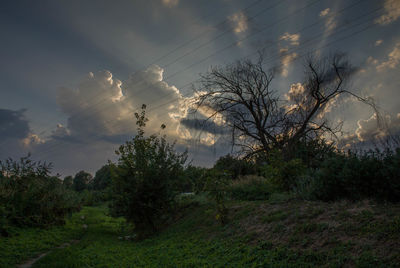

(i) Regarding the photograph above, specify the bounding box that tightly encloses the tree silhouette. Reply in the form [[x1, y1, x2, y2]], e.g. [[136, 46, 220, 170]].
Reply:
[[194, 53, 375, 161]]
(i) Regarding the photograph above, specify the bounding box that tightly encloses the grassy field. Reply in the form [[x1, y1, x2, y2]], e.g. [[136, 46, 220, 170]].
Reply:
[[0, 208, 86, 267], [2, 197, 400, 267]]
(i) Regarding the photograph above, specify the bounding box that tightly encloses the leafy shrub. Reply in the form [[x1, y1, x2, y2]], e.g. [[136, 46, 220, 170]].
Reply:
[[228, 175, 276, 201], [79, 189, 111, 206], [312, 149, 400, 202], [63, 175, 73, 189], [291, 174, 319, 200], [109, 105, 188, 238], [73, 170, 92, 192], [0, 155, 80, 233], [260, 152, 306, 191], [214, 154, 256, 180], [91, 163, 114, 191], [182, 165, 207, 193], [292, 139, 336, 168], [204, 169, 229, 224]]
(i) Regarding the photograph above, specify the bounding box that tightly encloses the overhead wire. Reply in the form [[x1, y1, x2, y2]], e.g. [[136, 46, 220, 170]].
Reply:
[[30, 1, 389, 162]]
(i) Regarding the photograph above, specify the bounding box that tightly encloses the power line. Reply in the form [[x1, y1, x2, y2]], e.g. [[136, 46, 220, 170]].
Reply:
[[31, 1, 387, 161], [30, 0, 379, 160], [28, 0, 323, 158], [38, 0, 307, 139], [52, 0, 365, 139], [36, 0, 270, 136]]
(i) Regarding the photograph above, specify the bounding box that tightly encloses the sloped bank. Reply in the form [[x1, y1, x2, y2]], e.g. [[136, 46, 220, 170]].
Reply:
[[28, 197, 400, 267]]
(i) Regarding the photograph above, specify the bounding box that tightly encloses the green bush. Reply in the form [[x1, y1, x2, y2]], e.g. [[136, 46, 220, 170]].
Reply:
[[291, 174, 319, 200], [204, 169, 229, 224], [228, 175, 275, 201], [73, 170, 92, 192], [110, 105, 188, 238], [214, 154, 256, 180], [312, 149, 400, 202], [91, 163, 114, 191], [182, 165, 207, 193], [260, 152, 306, 191], [79, 189, 111, 206], [0, 155, 80, 233]]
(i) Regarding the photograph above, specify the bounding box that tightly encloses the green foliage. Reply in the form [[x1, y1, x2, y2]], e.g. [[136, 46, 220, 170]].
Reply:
[[20, 202, 398, 267], [73, 170, 92, 192], [182, 165, 207, 193], [291, 139, 336, 168], [260, 151, 307, 191], [63, 175, 73, 189], [291, 174, 319, 200], [0, 155, 80, 232], [312, 149, 400, 202], [79, 189, 111, 206], [214, 154, 256, 180], [91, 163, 114, 191], [110, 105, 188, 238], [227, 175, 276, 201], [204, 169, 229, 224], [0, 207, 87, 267]]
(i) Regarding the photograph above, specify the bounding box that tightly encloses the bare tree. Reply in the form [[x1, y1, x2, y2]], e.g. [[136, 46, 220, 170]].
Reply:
[[193, 53, 374, 161]]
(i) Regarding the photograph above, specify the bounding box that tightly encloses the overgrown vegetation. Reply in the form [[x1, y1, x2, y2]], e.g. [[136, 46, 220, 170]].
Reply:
[[109, 105, 188, 238], [1, 52, 399, 266], [4, 200, 397, 267], [0, 155, 80, 235]]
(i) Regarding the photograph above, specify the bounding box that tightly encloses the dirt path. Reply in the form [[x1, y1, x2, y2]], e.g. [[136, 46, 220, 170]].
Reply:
[[17, 240, 80, 268]]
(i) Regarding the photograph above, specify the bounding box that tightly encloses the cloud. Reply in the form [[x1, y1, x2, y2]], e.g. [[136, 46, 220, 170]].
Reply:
[[375, 0, 400, 25], [228, 12, 248, 34], [0, 108, 30, 140], [376, 42, 400, 71], [355, 113, 400, 142], [56, 66, 192, 144], [285, 82, 305, 102], [51, 124, 70, 138], [57, 70, 130, 139], [161, 0, 179, 7], [22, 134, 43, 147], [0, 108, 42, 160], [180, 118, 226, 135], [375, 39, 383, 46], [355, 113, 383, 142], [367, 56, 379, 65], [319, 7, 337, 32], [279, 32, 300, 46], [279, 48, 298, 77], [336, 112, 400, 150], [319, 8, 330, 17]]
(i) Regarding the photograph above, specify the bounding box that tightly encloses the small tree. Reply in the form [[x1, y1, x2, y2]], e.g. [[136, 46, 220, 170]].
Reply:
[[92, 164, 114, 191], [204, 169, 229, 225], [110, 105, 188, 238], [0, 155, 80, 230], [73, 171, 92, 192], [63, 176, 73, 189]]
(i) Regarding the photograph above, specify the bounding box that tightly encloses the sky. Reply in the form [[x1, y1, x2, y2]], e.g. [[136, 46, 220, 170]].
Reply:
[[1, 0, 400, 176]]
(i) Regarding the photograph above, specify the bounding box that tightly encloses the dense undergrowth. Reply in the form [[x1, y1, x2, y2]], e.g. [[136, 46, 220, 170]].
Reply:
[[0, 207, 87, 267], [1, 196, 397, 267]]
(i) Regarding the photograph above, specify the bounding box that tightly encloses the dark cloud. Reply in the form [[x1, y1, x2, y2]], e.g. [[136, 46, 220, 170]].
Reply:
[[0, 108, 30, 140], [180, 118, 226, 134]]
